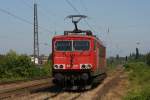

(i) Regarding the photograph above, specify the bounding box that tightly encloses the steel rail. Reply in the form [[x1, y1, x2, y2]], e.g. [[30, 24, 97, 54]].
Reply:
[[0, 78, 52, 99]]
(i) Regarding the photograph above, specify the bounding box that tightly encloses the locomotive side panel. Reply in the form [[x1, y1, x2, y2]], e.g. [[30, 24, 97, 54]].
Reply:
[[98, 45, 106, 74], [91, 38, 106, 76]]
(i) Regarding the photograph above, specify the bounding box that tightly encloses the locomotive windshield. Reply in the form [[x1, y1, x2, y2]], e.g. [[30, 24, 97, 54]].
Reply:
[[55, 41, 72, 51], [73, 41, 90, 51], [55, 40, 90, 51]]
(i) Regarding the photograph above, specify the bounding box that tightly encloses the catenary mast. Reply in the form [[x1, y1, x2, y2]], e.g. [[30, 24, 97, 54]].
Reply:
[[33, 0, 39, 64]]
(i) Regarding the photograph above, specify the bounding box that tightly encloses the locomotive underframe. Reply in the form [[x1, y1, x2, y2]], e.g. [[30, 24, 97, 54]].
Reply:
[[52, 69, 93, 87], [52, 69, 106, 88]]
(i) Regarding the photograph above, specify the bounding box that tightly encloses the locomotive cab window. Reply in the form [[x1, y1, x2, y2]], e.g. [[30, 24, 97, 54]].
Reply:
[[55, 40, 90, 51], [73, 40, 90, 51], [55, 41, 72, 51]]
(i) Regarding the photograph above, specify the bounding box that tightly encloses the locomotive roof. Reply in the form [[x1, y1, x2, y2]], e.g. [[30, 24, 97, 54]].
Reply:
[[53, 34, 105, 47]]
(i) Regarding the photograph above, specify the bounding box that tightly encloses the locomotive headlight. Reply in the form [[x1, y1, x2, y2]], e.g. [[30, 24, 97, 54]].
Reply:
[[87, 64, 92, 69], [59, 65, 64, 69], [54, 64, 65, 69], [80, 64, 92, 69], [54, 65, 58, 69], [81, 64, 86, 69]]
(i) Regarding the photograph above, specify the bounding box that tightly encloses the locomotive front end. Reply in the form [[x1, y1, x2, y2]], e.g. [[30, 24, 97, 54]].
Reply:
[[52, 36, 94, 87], [51, 15, 106, 89]]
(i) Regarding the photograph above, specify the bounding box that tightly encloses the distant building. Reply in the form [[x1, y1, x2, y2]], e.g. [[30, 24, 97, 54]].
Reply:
[[39, 55, 49, 65], [30, 55, 49, 65], [31, 57, 39, 64]]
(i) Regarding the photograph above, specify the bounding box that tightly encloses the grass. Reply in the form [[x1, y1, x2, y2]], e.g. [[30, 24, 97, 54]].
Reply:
[[123, 62, 150, 100]]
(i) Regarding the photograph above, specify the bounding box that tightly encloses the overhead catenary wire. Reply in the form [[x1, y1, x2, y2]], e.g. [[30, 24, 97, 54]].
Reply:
[[65, 0, 80, 14], [0, 7, 51, 33], [0, 8, 33, 25], [79, 0, 88, 13], [21, 0, 61, 34], [21, 0, 57, 19], [22, 0, 98, 35], [65, 0, 97, 34], [20, 0, 56, 52], [76, 0, 111, 48], [37, 5, 61, 33], [21, 0, 33, 8], [106, 27, 121, 57]]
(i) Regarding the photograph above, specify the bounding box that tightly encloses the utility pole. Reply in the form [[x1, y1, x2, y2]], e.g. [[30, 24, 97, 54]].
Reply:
[[33, 1, 39, 64]]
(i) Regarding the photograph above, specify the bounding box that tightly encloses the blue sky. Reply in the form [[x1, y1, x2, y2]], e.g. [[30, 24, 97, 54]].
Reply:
[[0, 0, 150, 57]]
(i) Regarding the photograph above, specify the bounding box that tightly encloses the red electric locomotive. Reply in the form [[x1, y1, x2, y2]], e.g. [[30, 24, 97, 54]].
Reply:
[[52, 15, 106, 89]]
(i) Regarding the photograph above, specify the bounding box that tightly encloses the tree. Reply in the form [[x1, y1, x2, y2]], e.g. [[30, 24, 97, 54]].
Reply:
[[125, 56, 128, 61], [135, 48, 139, 59], [146, 53, 150, 66], [116, 54, 119, 60]]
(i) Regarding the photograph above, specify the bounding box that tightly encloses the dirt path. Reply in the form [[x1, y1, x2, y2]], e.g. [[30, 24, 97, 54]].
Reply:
[[93, 66, 129, 100], [1, 65, 128, 100]]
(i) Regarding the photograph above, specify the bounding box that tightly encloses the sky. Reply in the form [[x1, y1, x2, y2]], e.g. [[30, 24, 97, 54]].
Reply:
[[0, 0, 150, 57]]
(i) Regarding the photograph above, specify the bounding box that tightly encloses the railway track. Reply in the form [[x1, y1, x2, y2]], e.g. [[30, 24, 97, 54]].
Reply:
[[0, 78, 52, 100], [0, 65, 127, 100], [22, 65, 126, 100]]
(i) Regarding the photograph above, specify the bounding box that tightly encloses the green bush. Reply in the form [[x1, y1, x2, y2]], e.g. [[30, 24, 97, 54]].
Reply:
[[42, 60, 52, 75], [0, 51, 34, 78], [0, 50, 51, 81], [29, 61, 52, 78], [146, 53, 150, 66]]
